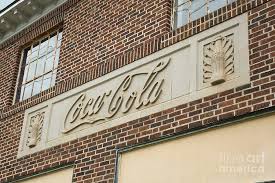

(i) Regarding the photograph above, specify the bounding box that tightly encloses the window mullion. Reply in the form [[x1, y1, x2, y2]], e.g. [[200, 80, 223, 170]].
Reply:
[[40, 34, 51, 92], [50, 31, 59, 86], [31, 42, 41, 97], [188, 0, 191, 23]]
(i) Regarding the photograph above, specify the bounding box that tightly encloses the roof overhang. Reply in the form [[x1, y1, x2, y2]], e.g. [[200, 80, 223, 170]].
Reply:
[[0, 0, 67, 45]]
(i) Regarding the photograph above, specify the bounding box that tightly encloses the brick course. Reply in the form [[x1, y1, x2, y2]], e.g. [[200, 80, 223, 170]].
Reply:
[[0, 0, 274, 182]]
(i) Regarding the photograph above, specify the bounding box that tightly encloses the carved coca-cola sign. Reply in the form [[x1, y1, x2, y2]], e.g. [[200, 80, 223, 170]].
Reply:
[[18, 15, 249, 158], [63, 59, 170, 133]]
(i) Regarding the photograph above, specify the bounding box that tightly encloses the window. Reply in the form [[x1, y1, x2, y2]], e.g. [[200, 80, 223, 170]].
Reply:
[[173, 0, 235, 29], [15, 29, 62, 101]]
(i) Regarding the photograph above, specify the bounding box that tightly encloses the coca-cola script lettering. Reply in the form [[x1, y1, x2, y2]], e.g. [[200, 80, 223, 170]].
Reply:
[[62, 59, 170, 133]]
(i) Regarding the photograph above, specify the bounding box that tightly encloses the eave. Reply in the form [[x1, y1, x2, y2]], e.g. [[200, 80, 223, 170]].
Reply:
[[0, 0, 67, 45]]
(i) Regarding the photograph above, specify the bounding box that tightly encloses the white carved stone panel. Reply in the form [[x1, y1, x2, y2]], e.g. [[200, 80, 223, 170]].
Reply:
[[196, 14, 250, 97], [18, 106, 49, 156], [18, 14, 249, 158], [27, 112, 45, 148], [47, 58, 175, 141], [198, 28, 239, 91], [203, 35, 234, 86]]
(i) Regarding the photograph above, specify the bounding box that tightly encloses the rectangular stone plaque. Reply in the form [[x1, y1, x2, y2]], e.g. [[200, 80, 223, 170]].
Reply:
[[18, 14, 249, 158]]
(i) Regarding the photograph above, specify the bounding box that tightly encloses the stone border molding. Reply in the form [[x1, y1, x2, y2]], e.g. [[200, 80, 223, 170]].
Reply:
[[17, 13, 249, 158]]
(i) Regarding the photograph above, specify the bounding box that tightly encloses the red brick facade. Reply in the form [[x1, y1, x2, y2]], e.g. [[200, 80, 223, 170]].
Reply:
[[0, 0, 274, 182]]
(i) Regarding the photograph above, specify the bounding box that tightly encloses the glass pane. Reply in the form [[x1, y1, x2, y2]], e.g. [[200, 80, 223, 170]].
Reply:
[[57, 32, 62, 47], [177, 0, 189, 6], [40, 38, 48, 48], [35, 56, 46, 77], [58, 31, 62, 41], [22, 65, 29, 84], [57, 31, 62, 47], [39, 39, 48, 58], [42, 73, 52, 91], [48, 35, 57, 53], [177, 10, 189, 27], [31, 50, 39, 62], [27, 61, 36, 81], [23, 82, 33, 100], [33, 77, 42, 95], [227, 0, 235, 3], [177, 0, 190, 27], [32, 43, 39, 52], [26, 55, 32, 64], [27, 48, 31, 56], [51, 70, 57, 87], [190, 0, 206, 21], [57, 39, 62, 48], [19, 85, 25, 101], [39, 46, 47, 57], [25, 47, 31, 64], [54, 48, 60, 69], [45, 56, 54, 73], [208, 0, 227, 13]]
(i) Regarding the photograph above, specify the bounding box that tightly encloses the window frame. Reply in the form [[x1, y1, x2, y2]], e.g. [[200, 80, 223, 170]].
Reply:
[[13, 28, 63, 103], [172, 0, 235, 30]]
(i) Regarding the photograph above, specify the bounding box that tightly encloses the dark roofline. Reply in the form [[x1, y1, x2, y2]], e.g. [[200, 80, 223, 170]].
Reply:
[[0, 0, 19, 14]]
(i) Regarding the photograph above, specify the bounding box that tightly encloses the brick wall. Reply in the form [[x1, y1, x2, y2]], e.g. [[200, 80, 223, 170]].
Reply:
[[0, 0, 274, 182], [58, 0, 171, 81]]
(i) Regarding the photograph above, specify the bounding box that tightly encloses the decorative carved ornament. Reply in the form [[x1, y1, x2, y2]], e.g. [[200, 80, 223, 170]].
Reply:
[[27, 112, 45, 148], [203, 35, 234, 85], [63, 59, 170, 133]]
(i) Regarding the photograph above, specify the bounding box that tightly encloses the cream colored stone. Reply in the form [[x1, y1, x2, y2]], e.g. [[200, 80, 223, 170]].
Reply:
[[18, 13, 250, 158], [202, 35, 234, 85], [17, 167, 73, 183], [118, 114, 275, 183], [27, 112, 45, 148]]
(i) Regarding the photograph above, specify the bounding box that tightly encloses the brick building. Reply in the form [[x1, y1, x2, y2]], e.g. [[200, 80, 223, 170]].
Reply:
[[0, 0, 274, 182]]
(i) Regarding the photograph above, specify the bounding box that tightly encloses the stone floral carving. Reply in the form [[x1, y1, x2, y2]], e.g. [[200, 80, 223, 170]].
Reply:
[[203, 35, 234, 85], [27, 112, 45, 148]]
